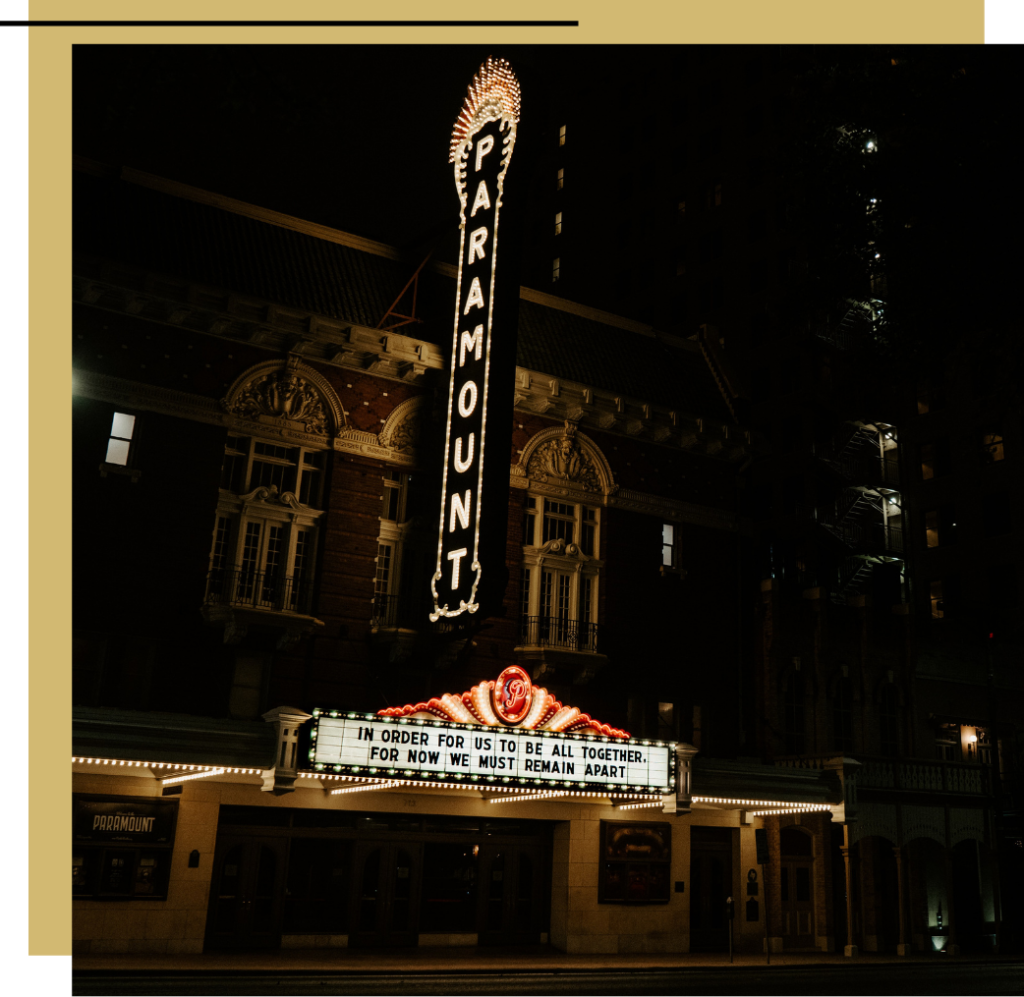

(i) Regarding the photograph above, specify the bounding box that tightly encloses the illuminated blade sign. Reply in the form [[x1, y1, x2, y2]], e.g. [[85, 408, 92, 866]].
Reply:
[[310, 713, 675, 794], [431, 57, 521, 621]]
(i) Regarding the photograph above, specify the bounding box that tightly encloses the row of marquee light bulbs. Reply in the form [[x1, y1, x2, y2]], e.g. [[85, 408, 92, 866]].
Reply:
[[71, 758, 833, 814]]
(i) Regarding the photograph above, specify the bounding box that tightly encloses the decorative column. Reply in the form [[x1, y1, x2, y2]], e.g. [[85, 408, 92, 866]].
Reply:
[[674, 742, 699, 815], [260, 705, 312, 795], [841, 823, 858, 957], [894, 845, 909, 955]]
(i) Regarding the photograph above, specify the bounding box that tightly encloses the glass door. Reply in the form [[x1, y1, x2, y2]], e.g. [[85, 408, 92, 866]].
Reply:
[[349, 841, 422, 947], [205, 835, 288, 950], [478, 843, 545, 945]]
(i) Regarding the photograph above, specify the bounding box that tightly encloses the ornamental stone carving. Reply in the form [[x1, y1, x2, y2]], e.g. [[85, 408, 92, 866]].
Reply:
[[537, 537, 590, 561], [526, 421, 602, 492], [223, 358, 345, 437], [379, 396, 427, 454]]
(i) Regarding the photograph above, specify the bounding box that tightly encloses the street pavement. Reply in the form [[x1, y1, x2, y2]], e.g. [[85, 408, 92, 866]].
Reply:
[[72, 952, 1024, 996]]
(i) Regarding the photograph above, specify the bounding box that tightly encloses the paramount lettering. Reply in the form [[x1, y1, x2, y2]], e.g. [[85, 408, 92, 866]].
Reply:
[[92, 814, 156, 833], [432, 61, 522, 621]]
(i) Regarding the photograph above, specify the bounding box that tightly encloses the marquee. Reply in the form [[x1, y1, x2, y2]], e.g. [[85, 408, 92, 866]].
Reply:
[[309, 667, 676, 794]]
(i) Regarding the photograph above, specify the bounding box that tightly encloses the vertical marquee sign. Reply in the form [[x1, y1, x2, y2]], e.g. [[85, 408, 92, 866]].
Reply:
[[431, 58, 522, 621]]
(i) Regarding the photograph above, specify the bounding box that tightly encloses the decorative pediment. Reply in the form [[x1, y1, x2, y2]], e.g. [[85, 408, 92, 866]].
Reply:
[[223, 357, 346, 437], [238, 484, 304, 511], [536, 537, 590, 561], [378, 395, 427, 453], [518, 421, 615, 496]]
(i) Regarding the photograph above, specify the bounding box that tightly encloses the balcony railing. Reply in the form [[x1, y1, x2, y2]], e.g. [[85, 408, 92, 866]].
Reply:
[[776, 754, 990, 796], [518, 615, 601, 653], [205, 566, 312, 615]]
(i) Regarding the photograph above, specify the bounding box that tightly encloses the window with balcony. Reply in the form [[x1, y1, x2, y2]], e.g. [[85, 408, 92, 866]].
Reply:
[[206, 435, 325, 615], [519, 496, 602, 653]]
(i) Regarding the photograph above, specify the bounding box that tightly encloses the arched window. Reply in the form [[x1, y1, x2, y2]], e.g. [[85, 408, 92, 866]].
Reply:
[[879, 684, 899, 756], [832, 675, 853, 753]]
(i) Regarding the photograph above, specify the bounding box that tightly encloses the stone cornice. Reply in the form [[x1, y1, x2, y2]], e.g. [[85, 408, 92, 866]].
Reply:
[[73, 256, 445, 387], [512, 367, 750, 462], [71, 369, 419, 466], [74, 257, 749, 462]]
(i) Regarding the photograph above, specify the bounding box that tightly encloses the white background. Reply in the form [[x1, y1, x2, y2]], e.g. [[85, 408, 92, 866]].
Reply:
[[5, 2, 1018, 988]]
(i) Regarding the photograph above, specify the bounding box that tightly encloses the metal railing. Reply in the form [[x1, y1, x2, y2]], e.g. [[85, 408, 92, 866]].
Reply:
[[775, 755, 990, 796], [818, 453, 901, 488], [822, 520, 904, 555], [205, 566, 312, 614], [518, 615, 601, 653]]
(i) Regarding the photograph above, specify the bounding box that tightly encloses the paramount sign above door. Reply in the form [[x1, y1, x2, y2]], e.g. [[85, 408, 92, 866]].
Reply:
[[431, 57, 522, 621]]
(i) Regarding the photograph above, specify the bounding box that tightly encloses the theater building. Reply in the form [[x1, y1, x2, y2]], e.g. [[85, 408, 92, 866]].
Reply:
[[69, 58, 1016, 958]]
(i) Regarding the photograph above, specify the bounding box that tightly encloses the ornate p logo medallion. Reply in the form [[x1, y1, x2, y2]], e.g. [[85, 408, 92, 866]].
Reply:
[[492, 665, 532, 725]]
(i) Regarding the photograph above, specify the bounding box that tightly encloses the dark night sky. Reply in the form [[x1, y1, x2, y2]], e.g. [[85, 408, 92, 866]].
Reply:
[[73, 45, 597, 265]]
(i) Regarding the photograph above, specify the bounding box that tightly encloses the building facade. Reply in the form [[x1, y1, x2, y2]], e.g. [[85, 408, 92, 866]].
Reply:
[[71, 143, 1016, 960]]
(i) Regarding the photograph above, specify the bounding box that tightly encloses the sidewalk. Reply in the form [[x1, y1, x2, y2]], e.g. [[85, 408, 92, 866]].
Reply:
[[72, 944, 1022, 974]]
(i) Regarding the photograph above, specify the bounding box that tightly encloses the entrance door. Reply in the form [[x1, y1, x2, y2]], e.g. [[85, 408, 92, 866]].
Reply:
[[349, 841, 423, 947], [478, 844, 546, 945], [205, 835, 288, 950], [690, 827, 733, 952], [780, 827, 815, 948]]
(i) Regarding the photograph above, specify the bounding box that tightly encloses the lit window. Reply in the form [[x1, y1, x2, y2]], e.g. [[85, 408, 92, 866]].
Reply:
[[925, 510, 939, 548], [558, 124, 566, 147], [920, 443, 934, 480], [205, 435, 326, 614], [981, 428, 1005, 464], [552, 257, 561, 282], [930, 580, 944, 618], [556, 168, 564, 190], [520, 495, 601, 653], [661, 524, 675, 567], [105, 411, 136, 466], [543, 500, 575, 543], [554, 211, 562, 236]]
